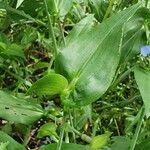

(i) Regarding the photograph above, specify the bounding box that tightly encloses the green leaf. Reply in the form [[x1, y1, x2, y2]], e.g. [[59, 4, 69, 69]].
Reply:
[[134, 67, 150, 117], [40, 143, 91, 150], [0, 142, 9, 150], [5, 44, 24, 58], [90, 132, 111, 149], [17, 0, 42, 17], [46, 0, 73, 19], [21, 26, 38, 46], [16, 0, 24, 8], [135, 138, 150, 150], [0, 42, 24, 58], [109, 136, 130, 150], [120, 7, 150, 63], [74, 105, 92, 130], [55, 4, 141, 106], [65, 14, 95, 47], [37, 123, 58, 138], [46, 0, 57, 15], [27, 73, 68, 97], [88, 0, 108, 22], [0, 90, 44, 125], [58, 0, 73, 19], [0, 131, 25, 150]]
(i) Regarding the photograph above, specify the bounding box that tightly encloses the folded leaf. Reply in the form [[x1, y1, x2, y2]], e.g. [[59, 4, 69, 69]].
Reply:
[[0, 91, 44, 125], [134, 67, 150, 117], [90, 132, 111, 149], [27, 73, 68, 97], [37, 122, 58, 138], [55, 3, 141, 106]]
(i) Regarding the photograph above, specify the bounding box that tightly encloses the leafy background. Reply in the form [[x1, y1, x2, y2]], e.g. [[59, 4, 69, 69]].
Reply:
[[0, 0, 150, 150]]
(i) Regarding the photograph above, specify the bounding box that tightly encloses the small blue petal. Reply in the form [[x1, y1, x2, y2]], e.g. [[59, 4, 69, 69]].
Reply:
[[140, 45, 150, 57]]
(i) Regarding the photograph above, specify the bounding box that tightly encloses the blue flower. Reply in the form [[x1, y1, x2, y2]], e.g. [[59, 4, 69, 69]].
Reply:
[[140, 45, 150, 57]]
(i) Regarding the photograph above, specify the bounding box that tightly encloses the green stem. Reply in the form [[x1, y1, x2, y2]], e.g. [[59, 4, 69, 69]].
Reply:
[[68, 125, 92, 143], [23, 126, 32, 146], [92, 118, 99, 138], [44, 0, 58, 58], [47, 56, 55, 73], [114, 119, 120, 136], [68, 125, 81, 136], [57, 125, 65, 150], [145, 0, 148, 7], [103, 0, 115, 21], [69, 110, 76, 143], [58, 19, 66, 46], [129, 106, 145, 150]]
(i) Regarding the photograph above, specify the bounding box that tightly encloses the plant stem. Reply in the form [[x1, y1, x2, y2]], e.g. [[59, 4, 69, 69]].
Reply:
[[129, 106, 145, 150], [44, 0, 58, 58], [68, 125, 92, 143], [145, 0, 148, 7], [57, 125, 65, 150], [114, 119, 120, 136], [103, 0, 115, 21], [23, 126, 32, 146], [69, 110, 76, 143], [58, 19, 66, 46], [92, 118, 99, 138]]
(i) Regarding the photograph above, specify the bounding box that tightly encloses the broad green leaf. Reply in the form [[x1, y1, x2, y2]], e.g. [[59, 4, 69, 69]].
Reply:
[[40, 143, 91, 150], [134, 67, 150, 117], [90, 132, 111, 149], [0, 90, 44, 125], [55, 4, 141, 106], [27, 73, 68, 96], [0, 131, 25, 150], [65, 14, 95, 46], [120, 7, 150, 63], [37, 123, 58, 138]]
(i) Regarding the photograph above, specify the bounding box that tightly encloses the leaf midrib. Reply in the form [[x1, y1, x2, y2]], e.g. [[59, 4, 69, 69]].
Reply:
[[71, 4, 140, 84]]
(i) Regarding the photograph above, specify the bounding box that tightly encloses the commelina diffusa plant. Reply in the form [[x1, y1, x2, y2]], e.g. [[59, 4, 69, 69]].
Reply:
[[0, 0, 150, 150]]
